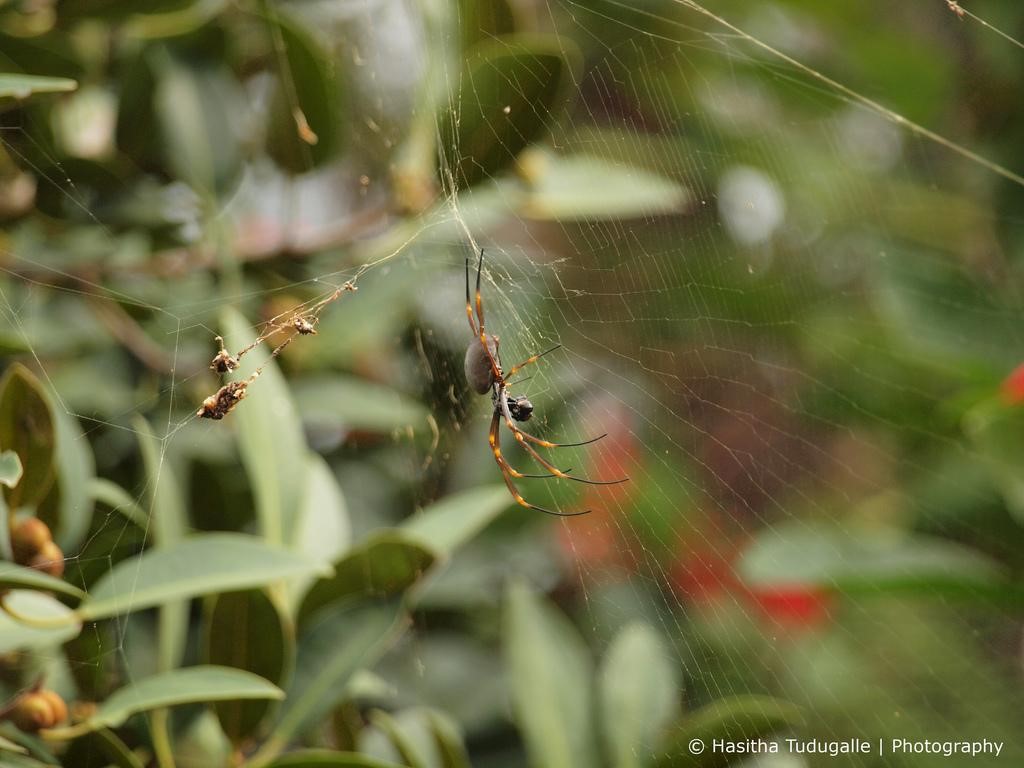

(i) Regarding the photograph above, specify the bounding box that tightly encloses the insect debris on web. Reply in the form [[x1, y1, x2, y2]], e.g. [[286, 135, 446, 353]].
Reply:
[[196, 281, 356, 420]]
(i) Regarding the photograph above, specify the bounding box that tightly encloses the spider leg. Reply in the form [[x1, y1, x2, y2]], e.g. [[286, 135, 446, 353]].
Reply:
[[520, 431, 609, 449], [473, 250, 504, 383], [489, 410, 572, 479], [503, 374, 533, 388], [503, 344, 562, 379], [465, 256, 478, 336], [489, 412, 590, 517], [503, 345, 609, 447], [499, 393, 629, 486], [474, 249, 485, 328]]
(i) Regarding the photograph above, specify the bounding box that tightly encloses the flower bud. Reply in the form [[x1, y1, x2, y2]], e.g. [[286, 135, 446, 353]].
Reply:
[[8, 690, 67, 731], [28, 541, 64, 578], [37, 690, 68, 726], [10, 517, 52, 563]]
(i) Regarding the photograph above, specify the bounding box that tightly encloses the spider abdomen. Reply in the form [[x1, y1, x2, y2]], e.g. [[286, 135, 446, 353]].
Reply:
[[465, 334, 499, 394]]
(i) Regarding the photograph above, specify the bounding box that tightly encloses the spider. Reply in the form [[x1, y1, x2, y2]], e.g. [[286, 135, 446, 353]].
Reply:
[[464, 250, 627, 516]]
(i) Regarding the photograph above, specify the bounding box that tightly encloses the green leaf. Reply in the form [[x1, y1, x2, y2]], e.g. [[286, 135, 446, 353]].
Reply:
[[298, 532, 434, 626], [600, 624, 680, 768], [0, 364, 56, 509], [0, 73, 77, 100], [0, 562, 85, 599], [0, 451, 22, 489], [367, 709, 430, 768], [70, 666, 283, 734], [135, 416, 188, 671], [654, 696, 801, 768], [115, 49, 160, 168], [366, 708, 466, 768], [401, 485, 509, 556], [293, 376, 429, 434], [738, 523, 1008, 597], [206, 589, 293, 745], [221, 307, 306, 547], [504, 582, 597, 768], [0, 752, 56, 768], [0, 590, 82, 653], [520, 151, 691, 220], [89, 477, 147, 528], [64, 729, 145, 768], [153, 55, 243, 194], [426, 709, 471, 768], [346, 669, 395, 700], [456, 0, 516, 51], [290, 453, 351, 604], [264, 751, 408, 768], [964, 398, 1024, 524], [261, 599, 406, 758], [78, 533, 331, 620], [122, 1, 228, 39], [173, 709, 232, 768], [871, 249, 1024, 369], [38, 405, 95, 553], [440, 37, 578, 190], [52, 0, 195, 21], [135, 416, 187, 548], [0, 754, 55, 768], [0, 733, 27, 754], [363, 708, 471, 768], [265, 11, 346, 173], [0, 499, 8, 561]]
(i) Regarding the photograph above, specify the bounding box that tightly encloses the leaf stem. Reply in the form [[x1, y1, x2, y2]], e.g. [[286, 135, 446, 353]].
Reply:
[[151, 708, 177, 768]]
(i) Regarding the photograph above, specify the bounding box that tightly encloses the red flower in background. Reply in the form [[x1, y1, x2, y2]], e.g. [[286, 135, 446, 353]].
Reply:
[[553, 394, 833, 632], [748, 585, 832, 628], [556, 396, 638, 569], [669, 544, 740, 605], [556, 513, 620, 570], [670, 534, 834, 632], [1000, 362, 1024, 404], [584, 397, 637, 507]]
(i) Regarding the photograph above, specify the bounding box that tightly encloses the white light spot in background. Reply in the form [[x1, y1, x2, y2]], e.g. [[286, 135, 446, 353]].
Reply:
[[835, 106, 903, 171], [717, 166, 786, 246], [53, 87, 117, 159], [697, 76, 780, 135]]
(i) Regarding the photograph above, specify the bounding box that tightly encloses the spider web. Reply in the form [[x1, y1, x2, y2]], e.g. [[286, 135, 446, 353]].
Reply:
[[1, 0, 1023, 765]]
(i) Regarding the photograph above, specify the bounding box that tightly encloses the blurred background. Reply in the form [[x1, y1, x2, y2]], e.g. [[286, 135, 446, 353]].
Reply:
[[1, 0, 1023, 766]]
